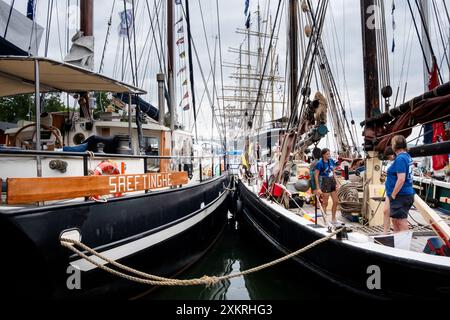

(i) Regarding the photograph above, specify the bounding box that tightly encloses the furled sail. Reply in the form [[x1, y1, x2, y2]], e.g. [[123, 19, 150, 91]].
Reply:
[[64, 30, 94, 70]]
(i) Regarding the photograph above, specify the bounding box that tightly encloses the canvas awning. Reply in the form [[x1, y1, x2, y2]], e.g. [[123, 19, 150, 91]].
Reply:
[[0, 56, 146, 97]]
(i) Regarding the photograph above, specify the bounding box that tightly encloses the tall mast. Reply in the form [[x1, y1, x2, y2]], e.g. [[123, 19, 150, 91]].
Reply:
[[167, 0, 175, 142], [289, 0, 299, 114], [420, 0, 432, 91], [360, 0, 381, 146], [185, 0, 198, 142], [80, 0, 93, 40], [361, 0, 383, 226]]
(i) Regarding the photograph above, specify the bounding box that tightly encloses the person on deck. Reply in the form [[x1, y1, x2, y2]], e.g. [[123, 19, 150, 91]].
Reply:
[[384, 135, 415, 233], [315, 148, 339, 224], [383, 145, 395, 233]]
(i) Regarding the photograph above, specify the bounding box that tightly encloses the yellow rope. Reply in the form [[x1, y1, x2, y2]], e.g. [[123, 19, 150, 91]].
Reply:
[[61, 229, 341, 287]]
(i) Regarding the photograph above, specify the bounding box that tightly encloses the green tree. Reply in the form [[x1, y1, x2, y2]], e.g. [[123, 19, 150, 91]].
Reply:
[[0, 93, 66, 123], [94, 92, 112, 119]]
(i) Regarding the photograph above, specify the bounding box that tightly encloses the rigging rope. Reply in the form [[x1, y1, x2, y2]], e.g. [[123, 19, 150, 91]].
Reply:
[[413, 0, 443, 83], [431, 0, 450, 71], [248, 0, 283, 129], [99, 0, 116, 74]]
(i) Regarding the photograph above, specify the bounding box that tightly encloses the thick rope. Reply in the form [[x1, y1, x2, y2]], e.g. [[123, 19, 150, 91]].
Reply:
[[338, 182, 363, 215], [60, 229, 341, 287]]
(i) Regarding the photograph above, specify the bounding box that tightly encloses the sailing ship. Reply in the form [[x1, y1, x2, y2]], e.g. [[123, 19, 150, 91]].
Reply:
[[0, 0, 229, 298], [232, 0, 450, 298]]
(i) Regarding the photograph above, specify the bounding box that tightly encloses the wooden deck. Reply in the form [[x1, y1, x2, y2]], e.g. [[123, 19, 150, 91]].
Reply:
[[290, 203, 450, 254]]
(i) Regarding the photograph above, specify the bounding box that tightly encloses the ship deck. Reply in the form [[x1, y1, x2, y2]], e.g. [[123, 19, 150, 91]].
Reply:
[[289, 203, 450, 254]]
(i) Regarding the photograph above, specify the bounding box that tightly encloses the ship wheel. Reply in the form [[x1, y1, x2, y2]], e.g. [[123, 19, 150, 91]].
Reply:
[[11, 123, 63, 150]]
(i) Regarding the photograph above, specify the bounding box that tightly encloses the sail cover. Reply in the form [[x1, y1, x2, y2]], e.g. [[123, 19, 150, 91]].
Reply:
[[0, 56, 146, 97], [0, 0, 43, 56]]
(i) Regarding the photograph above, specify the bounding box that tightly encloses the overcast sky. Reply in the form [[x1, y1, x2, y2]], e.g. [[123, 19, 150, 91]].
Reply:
[[4, 0, 450, 149]]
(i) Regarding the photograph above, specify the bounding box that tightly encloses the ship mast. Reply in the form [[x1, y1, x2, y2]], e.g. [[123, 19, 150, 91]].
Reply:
[[360, 0, 384, 226], [80, 0, 93, 42], [167, 0, 175, 149], [289, 0, 299, 116]]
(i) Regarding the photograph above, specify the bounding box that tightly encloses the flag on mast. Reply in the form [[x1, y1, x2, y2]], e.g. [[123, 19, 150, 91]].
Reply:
[[176, 37, 185, 45], [427, 60, 448, 171], [175, 17, 183, 25], [177, 66, 186, 75], [244, 0, 250, 28], [119, 10, 134, 37], [27, 0, 35, 20]]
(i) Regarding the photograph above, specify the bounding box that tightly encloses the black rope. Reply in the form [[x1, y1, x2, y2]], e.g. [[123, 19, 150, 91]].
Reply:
[[123, 0, 136, 86], [44, 0, 54, 57], [431, 0, 450, 71], [248, 0, 283, 128], [197, 0, 225, 131], [442, 0, 450, 24], [3, 0, 16, 38], [100, 0, 116, 73], [414, 0, 443, 83], [132, 0, 139, 87], [185, 0, 198, 142], [406, 0, 431, 75], [216, 0, 227, 156], [180, 2, 224, 144], [290, 0, 327, 129], [145, 0, 165, 75], [306, 3, 358, 152]]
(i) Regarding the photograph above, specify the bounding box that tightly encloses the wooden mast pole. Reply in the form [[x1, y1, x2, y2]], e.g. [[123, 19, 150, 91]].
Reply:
[[289, 0, 299, 116], [167, 0, 175, 154], [361, 0, 384, 226]]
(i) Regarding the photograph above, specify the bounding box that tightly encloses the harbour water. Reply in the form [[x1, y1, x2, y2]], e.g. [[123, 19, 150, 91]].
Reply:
[[142, 216, 354, 300]]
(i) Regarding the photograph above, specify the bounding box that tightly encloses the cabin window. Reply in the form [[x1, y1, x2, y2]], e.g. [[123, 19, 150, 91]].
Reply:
[[143, 136, 159, 156]]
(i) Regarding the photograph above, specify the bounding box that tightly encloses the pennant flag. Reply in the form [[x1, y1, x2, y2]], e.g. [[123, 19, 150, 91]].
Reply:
[[27, 0, 35, 20], [426, 60, 448, 170], [175, 17, 183, 25], [183, 104, 190, 111], [391, 39, 395, 53], [183, 92, 189, 99], [179, 51, 186, 58], [244, 0, 251, 29], [182, 79, 188, 86], [175, 0, 182, 4], [177, 66, 186, 75], [176, 37, 185, 45], [245, 13, 251, 29], [177, 26, 184, 33], [119, 10, 134, 37]]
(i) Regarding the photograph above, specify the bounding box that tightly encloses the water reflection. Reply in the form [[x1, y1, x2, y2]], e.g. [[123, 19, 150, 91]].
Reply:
[[144, 218, 347, 300]]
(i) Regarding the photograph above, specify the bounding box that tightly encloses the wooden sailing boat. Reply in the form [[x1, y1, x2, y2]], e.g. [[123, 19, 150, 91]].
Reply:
[[0, 0, 229, 299], [234, 0, 450, 298]]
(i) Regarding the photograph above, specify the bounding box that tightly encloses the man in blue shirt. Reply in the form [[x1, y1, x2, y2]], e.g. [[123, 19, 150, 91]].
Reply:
[[384, 135, 415, 233]]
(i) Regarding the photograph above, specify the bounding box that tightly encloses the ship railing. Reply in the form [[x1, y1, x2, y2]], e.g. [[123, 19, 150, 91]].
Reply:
[[0, 149, 228, 199]]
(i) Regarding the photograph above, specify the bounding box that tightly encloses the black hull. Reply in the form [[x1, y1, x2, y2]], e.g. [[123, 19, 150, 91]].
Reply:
[[0, 174, 230, 299], [237, 181, 450, 299]]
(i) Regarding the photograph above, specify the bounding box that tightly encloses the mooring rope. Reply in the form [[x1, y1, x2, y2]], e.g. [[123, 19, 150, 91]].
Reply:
[[60, 229, 341, 287]]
